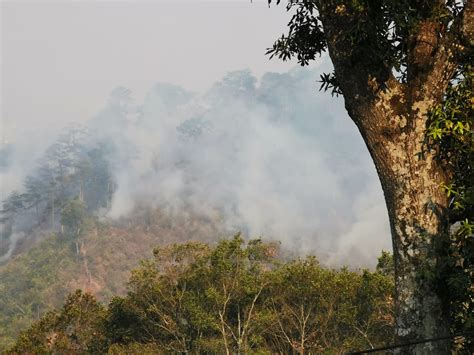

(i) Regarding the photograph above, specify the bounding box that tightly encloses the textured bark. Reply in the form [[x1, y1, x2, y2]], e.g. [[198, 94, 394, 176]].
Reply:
[[345, 94, 452, 354], [313, 1, 474, 352]]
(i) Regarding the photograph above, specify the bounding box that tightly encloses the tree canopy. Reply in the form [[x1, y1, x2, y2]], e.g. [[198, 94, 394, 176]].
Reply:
[[7, 236, 395, 354]]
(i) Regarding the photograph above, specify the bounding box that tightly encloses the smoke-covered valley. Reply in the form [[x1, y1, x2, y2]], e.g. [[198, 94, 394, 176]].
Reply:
[[1, 67, 391, 267]]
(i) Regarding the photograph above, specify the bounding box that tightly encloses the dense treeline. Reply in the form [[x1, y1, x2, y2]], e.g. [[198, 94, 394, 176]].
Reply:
[[0, 126, 115, 256], [8, 235, 394, 354]]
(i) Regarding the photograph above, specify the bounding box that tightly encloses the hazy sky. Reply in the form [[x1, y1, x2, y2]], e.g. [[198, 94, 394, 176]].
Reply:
[[2, 0, 322, 141]]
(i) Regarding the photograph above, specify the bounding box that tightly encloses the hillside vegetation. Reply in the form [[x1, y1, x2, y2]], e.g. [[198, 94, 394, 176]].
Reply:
[[1, 67, 471, 353], [6, 235, 395, 354], [0, 209, 224, 350]]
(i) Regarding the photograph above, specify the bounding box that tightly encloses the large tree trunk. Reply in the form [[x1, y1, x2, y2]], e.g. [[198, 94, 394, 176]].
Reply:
[[344, 89, 452, 353], [315, 4, 460, 351], [307, 1, 474, 350], [375, 124, 451, 354]]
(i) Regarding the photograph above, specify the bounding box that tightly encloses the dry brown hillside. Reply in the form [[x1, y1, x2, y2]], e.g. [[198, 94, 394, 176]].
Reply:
[[0, 206, 230, 349]]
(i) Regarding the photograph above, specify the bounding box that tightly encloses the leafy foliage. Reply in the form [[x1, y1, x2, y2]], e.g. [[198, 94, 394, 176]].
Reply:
[[266, 1, 325, 66], [0, 234, 78, 349], [61, 198, 87, 238], [0, 202, 232, 351], [426, 67, 474, 345], [7, 237, 395, 353], [268, 1, 466, 86], [8, 290, 107, 354]]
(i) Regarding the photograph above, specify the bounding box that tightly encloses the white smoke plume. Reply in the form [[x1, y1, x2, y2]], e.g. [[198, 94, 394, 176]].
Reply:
[[85, 67, 392, 266]]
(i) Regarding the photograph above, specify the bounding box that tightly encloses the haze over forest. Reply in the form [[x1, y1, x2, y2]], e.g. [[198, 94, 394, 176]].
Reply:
[[2, 65, 391, 265], [1, 1, 391, 267], [2, 1, 473, 353]]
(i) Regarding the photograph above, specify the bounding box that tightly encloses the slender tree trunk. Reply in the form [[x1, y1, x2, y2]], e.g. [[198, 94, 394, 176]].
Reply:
[[51, 193, 55, 228]]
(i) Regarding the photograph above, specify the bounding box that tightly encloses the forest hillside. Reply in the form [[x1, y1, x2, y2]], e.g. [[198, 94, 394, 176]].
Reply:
[[6, 236, 395, 354], [0, 207, 227, 349]]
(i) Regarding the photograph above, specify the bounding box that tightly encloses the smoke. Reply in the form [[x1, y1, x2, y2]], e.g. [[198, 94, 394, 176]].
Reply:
[[1, 66, 391, 266], [85, 67, 391, 266], [0, 231, 24, 264], [0, 129, 58, 200]]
